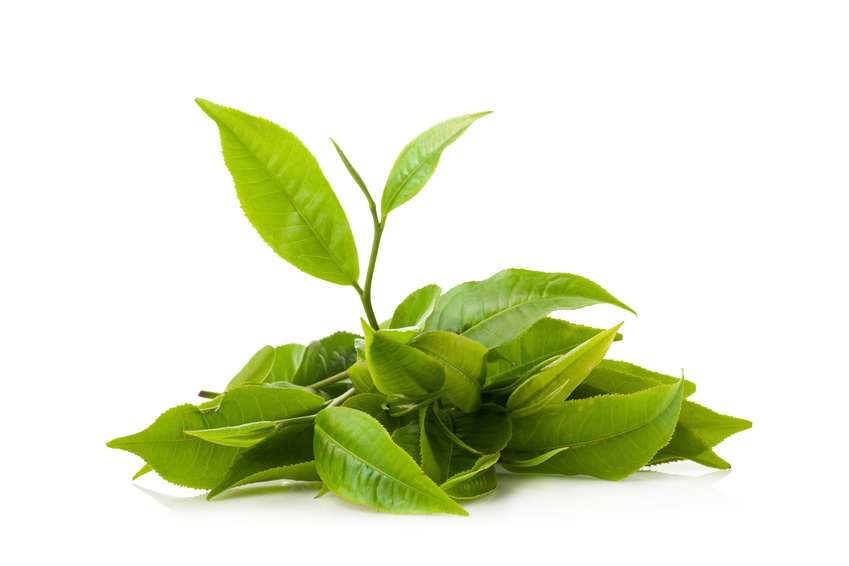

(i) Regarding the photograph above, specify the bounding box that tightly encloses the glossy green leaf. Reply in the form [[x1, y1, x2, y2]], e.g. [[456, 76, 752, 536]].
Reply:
[[441, 453, 500, 501], [330, 138, 373, 208], [196, 98, 359, 286], [107, 386, 325, 489], [207, 423, 319, 499], [361, 321, 445, 396], [381, 284, 442, 343], [266, 343, 306, 383], [503, 380, 684, 480], [314, 407, 467, 515], [485, 318, 624, 392], [342, 393, 397, 431], [426, 269, 635, 348], [224, 345, 275, 391], [410, 330, 486, 412], [291, 331, 358, 386], [381, 112, 490, 217], [506, 324, 622, 417]]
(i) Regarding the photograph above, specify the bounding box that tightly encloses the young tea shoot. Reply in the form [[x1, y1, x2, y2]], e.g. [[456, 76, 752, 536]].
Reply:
[[108, 100, 751, 515]]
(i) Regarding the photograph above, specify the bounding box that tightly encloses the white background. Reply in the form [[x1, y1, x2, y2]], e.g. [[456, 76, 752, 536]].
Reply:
[[2, 1, 847, 563]]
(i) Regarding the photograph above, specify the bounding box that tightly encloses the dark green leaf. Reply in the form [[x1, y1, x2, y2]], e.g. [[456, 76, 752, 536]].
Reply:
[[342, 393, 397, 431], [441, 454, 500, 501], [447, 404, 512, 455], [196, 99, 359, 286], [420, 407, 456, 485]]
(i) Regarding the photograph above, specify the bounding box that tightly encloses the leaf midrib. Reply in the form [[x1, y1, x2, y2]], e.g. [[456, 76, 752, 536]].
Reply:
[[222, 118, 357, 287], [315, 422, 450, 509]]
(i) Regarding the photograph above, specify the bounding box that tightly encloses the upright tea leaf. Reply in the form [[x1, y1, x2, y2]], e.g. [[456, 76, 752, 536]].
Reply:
[[207, 423, 319, 499], [410, 331, 486, 412], [362, 322, 445, 396], [503, 380, 684, 480], [291, 331, 359, 386], [196, 99, 359, 286], [346, 360, 376, 393], [224, 345, 275, 390], [107, 386, 326, 489], [446, 404, 512, 455], [485, 318, 624, 391], [426, 269, 635, 348], [506, 324, 622, 417], [380, 284, 442, 343], [420, 407, 456, 485], [314, 407, 467, 515], [381, 112, 491, 217]]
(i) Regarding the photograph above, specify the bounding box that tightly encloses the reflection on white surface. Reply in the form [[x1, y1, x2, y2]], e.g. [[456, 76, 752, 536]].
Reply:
[[131, 463, 734, 519]]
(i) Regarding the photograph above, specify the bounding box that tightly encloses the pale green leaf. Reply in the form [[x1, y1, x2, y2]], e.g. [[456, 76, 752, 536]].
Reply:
[[426, 269, 635, 348], [506, 324, 622, 417], [184, 421, 278, 448], [224, 345, 275, 391], [441, 453, 500, 501], [485, 318, 624, 392], [380, 284, 442, 343], [314, 407, 467, 515], [266, 343, 306, 383], [381, 112, 490, 217], [132, 464, 152, 480], [196, 98, 359, 286]]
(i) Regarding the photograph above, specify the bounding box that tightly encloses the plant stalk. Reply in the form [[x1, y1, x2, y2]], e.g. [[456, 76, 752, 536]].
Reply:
[[310, 370, 348, 390], [360, 214, 385, 330]]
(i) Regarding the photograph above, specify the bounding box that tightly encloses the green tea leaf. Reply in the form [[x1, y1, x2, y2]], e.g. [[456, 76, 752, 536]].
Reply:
[[381, 284, 442, 343], [314, 407, 467, 515], [485, 318, 624, 392], [503, 380, 684, 480], [342, 393, 397, 431], [362, 321, 445, 396], [381, 112, 490, 217], [207, 423, 319, 499], [132, 464, 152, 480], [426, 269, 635, 348], [570, 364, 744, 469], [410, 331, 486, 412], [266, 343, 306, 383], [196, 99, 359, 286], [346, 360, 376, 393], [107, 386, 325, 489], [391, 421, 422, 464], [224, 345, 275, 391], [184, 421, 278, 448], [291, 331, 359, 386], [506, 324, 622, 417], [598, 359, 696, 398], [441, 453, 500, 501], [446, 404, 512, 455], [420, 407, 456, 485]]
